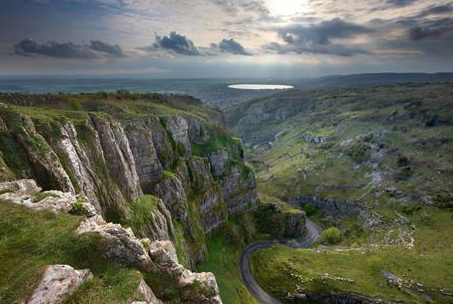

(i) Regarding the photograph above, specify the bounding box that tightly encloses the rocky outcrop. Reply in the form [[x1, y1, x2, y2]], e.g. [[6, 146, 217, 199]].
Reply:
[[0, 179, 98, 216], [28, 265, 92, 304], [77, 215, 156, 272], [77, 217, 222, 304], [220, 164, 257, 215], [295, 132, 329, 143], [0, 179, 76, 214], [0, 179, 41, 195], [254, 203, 306, 238], [151, 173, 188, 222], [133, 197, 176, 242], [163, 116, 191, 159], [11, 115, 75, 193], [187, 116, 210, 144], [131, 276, 162, 304], [289, 195, 383, 228], [209, 149, 229, 177], [147, 240, 222, 304]]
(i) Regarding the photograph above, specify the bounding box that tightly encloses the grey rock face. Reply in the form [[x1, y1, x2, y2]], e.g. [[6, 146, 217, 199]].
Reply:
[[77, 218, 223, 304], [77, 215, 156, 272], [220, 165, 258, 215], [284, 211, 307, 238], [143, 117, 175, 169], [187, 116, 210, 144], [151, 174, 188, 222], [58, 121, 101, 212], [90, 115, 143, 202], [15, 115, 75, 193], [28, 265, 92, 304], [0, 179, 41, 195], [124, 119, 164, 193], [0, 179, 98, 215], [132, 276, 162, 304], [254, 203, 306, 238], [137, 198, 176, 242], [147, 240, 223, 304], [291, 195, 382, 228], [188, 157, 226, 233], [209, 150, 229, 177], [164, 116, 191, 158], [0, 188, 75, 215]]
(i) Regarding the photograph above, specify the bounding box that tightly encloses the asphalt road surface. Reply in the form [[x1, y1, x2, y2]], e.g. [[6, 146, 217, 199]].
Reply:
[[239, 219, 322, 304]]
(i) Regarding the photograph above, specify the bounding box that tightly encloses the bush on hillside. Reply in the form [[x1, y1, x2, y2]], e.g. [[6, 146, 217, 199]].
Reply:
[[303, 203, 315, 216], [322, 227, 342, 245]]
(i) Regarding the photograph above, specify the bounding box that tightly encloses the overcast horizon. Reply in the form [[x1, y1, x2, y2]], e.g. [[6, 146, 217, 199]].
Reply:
[[1, 0, 453, 77]]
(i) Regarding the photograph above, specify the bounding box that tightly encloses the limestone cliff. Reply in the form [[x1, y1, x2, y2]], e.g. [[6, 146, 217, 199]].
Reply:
[[0, 94, 258, 268]]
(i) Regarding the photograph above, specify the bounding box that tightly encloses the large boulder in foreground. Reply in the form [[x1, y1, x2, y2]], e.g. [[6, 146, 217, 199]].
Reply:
[[28, 265, 92, 304]]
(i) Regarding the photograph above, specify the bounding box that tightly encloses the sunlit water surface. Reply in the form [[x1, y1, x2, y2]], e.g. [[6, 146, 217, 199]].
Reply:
[[228, 84, 294, 90]]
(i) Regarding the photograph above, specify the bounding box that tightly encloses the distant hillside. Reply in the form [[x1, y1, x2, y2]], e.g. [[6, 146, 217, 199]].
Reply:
[[297, 72, 453, 88], [225, 82, 453, 303]]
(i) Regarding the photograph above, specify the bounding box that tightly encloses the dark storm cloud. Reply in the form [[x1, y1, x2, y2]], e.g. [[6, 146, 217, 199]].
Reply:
[[13, 38, 127, 58], [214, 38, 251, 55], [149, 31, 200, 56], [385, 0, 418, 8], [408, 18, 453, 41], [276, 18, 373, 46], [263, 18, 373, 57], [89, 40, 126, 57], [416, 3, 453, 18], [264, 41, 370, 57]]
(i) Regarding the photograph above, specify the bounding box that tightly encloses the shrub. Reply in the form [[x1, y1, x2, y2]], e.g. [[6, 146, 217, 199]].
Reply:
[[401, 204, 421, 215], [425, 115, 438, 127], [346, 142, 370, 163], [322, 227, 342, 245], [69, 199, 86, 216], [32, 192, 59, 203], [303, 203, 315, 216], [435, 191, 453, 209], [68, 100, 83, 111], [397, 155, 409, 167]]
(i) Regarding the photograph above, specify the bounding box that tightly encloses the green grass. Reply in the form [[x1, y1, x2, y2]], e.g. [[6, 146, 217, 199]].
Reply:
[[123, 195, 160, 238], [231, 83, 453, 205], [0, 200, 142, 304], [198, 213, 259, 304], [32, 192, 59, 203], [251, 207, 453, 303], [199, 232, 257, 304]]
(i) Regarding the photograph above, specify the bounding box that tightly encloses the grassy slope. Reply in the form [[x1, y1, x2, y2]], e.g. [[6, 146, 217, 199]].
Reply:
[[198, 213, 260, 304], [236, 83, 453, 205], [251, 207, 453, 303], [223, 83, 453, 301], [0, 200, 142, 304]]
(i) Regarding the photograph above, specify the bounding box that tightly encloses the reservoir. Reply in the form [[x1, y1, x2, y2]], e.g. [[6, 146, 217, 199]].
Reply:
[[228, 84, 294, 90]]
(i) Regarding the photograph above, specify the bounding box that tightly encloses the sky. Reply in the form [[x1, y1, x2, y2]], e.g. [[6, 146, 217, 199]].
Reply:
[[0, 0, 452, 77]]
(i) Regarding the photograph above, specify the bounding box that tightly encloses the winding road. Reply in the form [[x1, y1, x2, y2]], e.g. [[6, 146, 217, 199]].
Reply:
[[239, 219, 322, 304]]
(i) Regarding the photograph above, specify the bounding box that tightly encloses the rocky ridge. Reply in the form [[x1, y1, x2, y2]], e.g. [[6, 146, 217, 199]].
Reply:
[[0, 179, 222, 304]]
